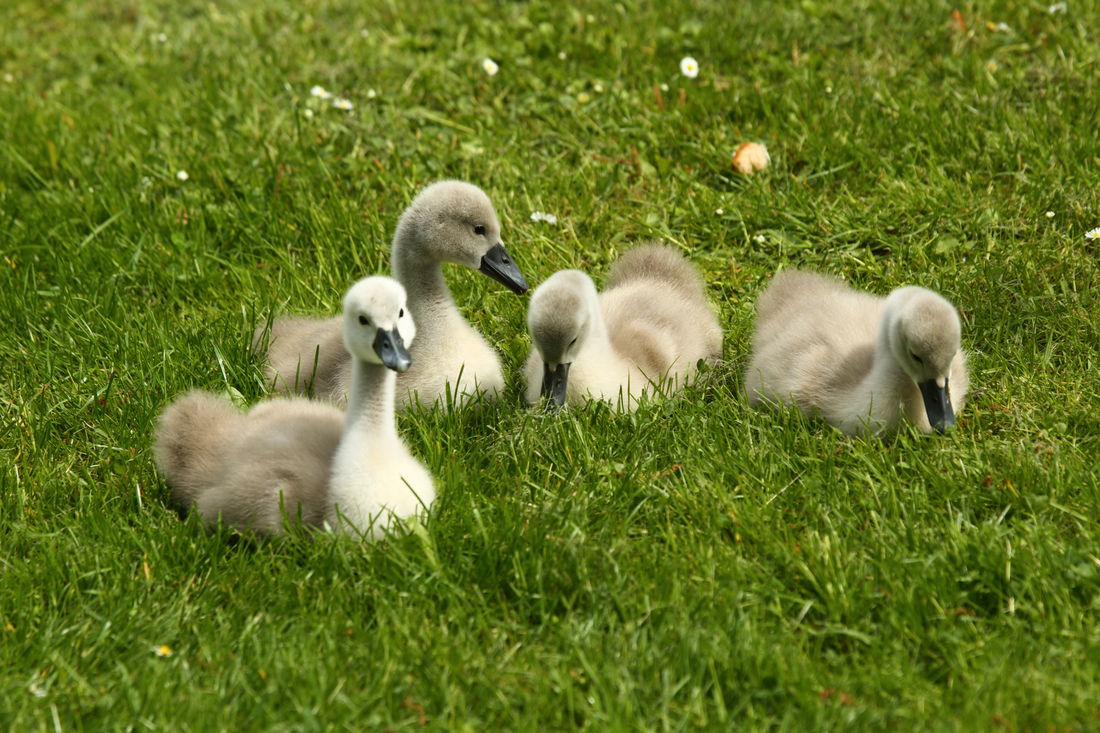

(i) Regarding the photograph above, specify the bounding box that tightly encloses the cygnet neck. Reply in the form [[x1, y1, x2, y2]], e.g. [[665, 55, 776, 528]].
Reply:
[[870, 313, 910, 405], [392, 232, 454, 313], [346, 358, 397, 439], [580, 287, 610, 349]]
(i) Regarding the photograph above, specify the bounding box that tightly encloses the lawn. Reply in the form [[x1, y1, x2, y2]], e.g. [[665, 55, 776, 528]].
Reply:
[[2, 0, 1098, 729]]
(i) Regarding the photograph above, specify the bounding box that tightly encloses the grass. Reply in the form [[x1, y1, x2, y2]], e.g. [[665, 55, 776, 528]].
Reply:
[[2, 0, 1098, 728]]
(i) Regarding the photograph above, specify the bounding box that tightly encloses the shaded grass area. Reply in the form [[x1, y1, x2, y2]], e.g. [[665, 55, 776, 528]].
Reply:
[[2, 0, 1098, 728]]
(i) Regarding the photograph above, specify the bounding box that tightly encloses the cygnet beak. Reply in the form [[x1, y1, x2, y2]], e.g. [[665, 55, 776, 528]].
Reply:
[[373, 327, 412, 372], [479, 243, 528, 295], [918, 378, 954, 433], [540, 362, 570, 410]]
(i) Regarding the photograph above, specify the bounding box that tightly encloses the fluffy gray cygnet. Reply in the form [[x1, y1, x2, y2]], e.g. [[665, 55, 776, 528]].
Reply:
[[744, 270, 969, 435], [524, 243, 722, 411], [260, 180, 528, 409]]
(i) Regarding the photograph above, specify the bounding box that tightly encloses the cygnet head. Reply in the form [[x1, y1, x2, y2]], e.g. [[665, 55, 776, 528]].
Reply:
[[527, 270, 599, 407], [394, 180, 528, 294], [342, 276, 416, 372], [883, 286, 962, 433]]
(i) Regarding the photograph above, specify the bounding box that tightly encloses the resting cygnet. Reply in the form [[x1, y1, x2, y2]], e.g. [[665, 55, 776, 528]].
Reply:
[[743, 270, 969, 435], [260, 180, 528, 409], [155, 276, 435, 538], [524, 244, 722, 410]]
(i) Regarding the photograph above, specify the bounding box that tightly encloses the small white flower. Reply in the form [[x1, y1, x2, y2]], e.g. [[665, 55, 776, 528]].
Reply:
[[660, 83, 669, 92], [680, 56, 699, 79], [140, 176, 152, 188], [366, 88, 377, 99], [994, 22, 1011, 32], [530, 211, 558, 225], [1086, 227, 1100, 240], [558, 51, 567, 60], [310, 85, 332, 99], [1048, 2, 1067, 13], [333, 97, 354, 111], [754, 234, 766, 244], [303, 108, 314, 118], [29, 682, 47, 698], [176, 170, 189, 181], [2, 73, 13, 83], [155, 33, 167, 43], [576, 92, 591, 103], [593, 83, 604, 93], [825, 85, 833, 94], [1045, 211, 1055, 218], [153, 645, 173, 657], [714, 208, 724, 215], [482, 58, 499, 76]]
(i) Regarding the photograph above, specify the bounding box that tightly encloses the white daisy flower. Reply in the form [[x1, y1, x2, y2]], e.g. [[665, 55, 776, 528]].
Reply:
[[714, 208, 724, 215], [994, 22, 1011, 32], [303, 108, 314, 118], [310, 85, 332, 99], [680, 56, 699, 79], [754, 234, 766, 244], [530, 211, 558, 225], [660, 83, 669, 92], [1048, 2, 1067, 13], [1045, 211, 1055, 218], [366, 88, 377, 99], [593, 83, 604, 93], [558, 51, 567, 60], [29, 683, 47, 698], [1085, 227, 1100, 240], [153, 645, 173, 657], [482, 58, 499, 76], [332, 97, 354, 111], [176, 170, 189, 181]]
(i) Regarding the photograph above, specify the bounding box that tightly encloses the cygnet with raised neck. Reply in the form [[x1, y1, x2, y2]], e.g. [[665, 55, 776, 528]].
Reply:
[[155, 276, 435, 538], [260, 181, 528, 409]]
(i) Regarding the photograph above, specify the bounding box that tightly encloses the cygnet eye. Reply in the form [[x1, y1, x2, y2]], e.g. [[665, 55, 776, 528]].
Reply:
[[910, 352, 923, 364], [358, 315, 369, 326], [568, 337, 578, 348], [473, 224, 487, 236]]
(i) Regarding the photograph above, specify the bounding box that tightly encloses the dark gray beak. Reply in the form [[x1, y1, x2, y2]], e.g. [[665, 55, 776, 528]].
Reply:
[[479, 243, 528, 295], [373, 328, 412, 372], [918, 378, 954, 433], [540, 362, 570, 410]]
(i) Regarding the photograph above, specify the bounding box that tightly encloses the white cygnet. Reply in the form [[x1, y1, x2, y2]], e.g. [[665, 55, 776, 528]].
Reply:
[[155, 276, 435, 538]]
